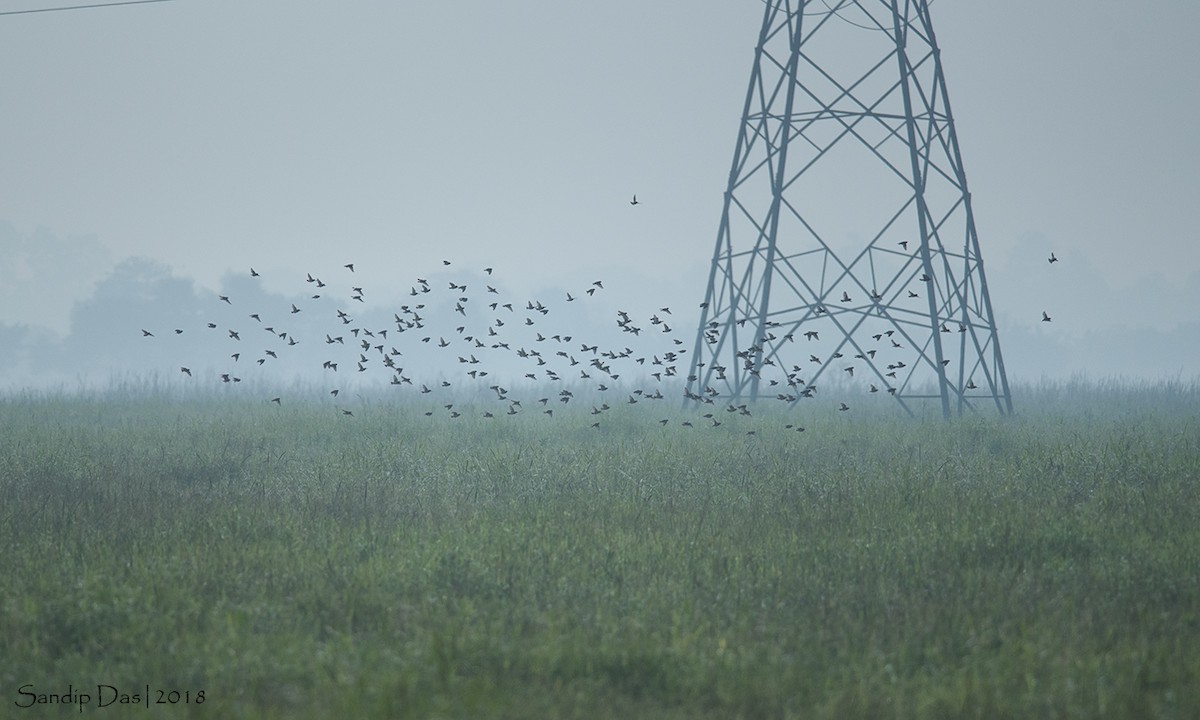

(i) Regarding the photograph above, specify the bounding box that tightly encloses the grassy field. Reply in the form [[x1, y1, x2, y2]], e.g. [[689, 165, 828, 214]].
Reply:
[[1, 381, 1198, 719]]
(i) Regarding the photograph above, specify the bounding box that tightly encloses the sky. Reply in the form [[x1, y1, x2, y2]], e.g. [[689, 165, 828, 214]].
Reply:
[[1, 0, 1198, 390]]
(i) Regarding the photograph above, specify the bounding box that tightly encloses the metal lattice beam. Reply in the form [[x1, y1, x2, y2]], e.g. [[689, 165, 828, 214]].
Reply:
[[687, 0, 1012, 418]]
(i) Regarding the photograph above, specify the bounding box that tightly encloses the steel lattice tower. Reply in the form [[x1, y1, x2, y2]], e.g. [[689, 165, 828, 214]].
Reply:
[[687, 0, 1012, 418]]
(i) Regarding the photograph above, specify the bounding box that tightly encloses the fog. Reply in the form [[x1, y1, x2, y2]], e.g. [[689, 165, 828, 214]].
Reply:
[[2, 1, 1198, 391]]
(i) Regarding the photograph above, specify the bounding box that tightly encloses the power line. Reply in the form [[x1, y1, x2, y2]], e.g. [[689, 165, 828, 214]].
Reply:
[[0, 0, 178, 17]]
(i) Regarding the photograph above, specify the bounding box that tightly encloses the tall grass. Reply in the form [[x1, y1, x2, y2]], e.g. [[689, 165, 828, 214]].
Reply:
[[1, 380, 1197, 718]]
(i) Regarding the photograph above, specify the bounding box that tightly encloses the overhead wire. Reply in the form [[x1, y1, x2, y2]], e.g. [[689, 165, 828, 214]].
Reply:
[[0, 0, 178, 17], [817, 0, 939, 31]]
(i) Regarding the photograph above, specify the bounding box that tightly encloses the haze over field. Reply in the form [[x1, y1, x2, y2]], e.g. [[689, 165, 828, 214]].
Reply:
[[2, 1, 1198, 389]]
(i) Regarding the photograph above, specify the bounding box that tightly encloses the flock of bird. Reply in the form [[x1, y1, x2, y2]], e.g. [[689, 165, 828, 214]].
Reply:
[[141, 254, 751, 430], [140, 204, 1061, 435]]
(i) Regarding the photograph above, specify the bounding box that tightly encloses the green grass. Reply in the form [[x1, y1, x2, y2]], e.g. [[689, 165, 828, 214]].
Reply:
[[1, 384, 1198, 718]]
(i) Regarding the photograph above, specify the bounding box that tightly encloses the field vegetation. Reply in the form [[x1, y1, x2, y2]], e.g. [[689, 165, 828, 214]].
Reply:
[[1, 379, 1198, 718]]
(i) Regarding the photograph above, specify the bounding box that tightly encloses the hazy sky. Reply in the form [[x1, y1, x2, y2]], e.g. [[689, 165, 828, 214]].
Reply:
[[1, 0, 1198, 384]]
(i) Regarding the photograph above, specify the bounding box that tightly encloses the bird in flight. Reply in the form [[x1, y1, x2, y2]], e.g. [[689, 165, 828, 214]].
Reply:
[[344, 263, 355, 272], [630, 195, 639, 206], [1042, 311, 1052, 322], [1048, 253, 1059, 264]]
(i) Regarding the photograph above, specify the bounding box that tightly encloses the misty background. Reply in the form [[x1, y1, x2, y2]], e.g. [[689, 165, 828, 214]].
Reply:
[[2, 1, 1198, 392]]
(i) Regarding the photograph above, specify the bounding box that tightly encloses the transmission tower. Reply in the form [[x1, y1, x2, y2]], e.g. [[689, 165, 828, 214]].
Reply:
[[687, 0, 1012, 418]]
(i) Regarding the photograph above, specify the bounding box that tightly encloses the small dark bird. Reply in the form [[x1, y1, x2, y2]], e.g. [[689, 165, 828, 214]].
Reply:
[[1048, 253, 1058, 264], [250, 268, 259, 277], [839, 402, 850, 411], [1042, 311, 1052, 322], [840, 291, 851, 302], [485, 267, 493, 275], [342, 410, 354, 416], [141, 329, 154, 337], [180, 367, 191, 376], [443, 260, 451, 266], [219, 295, 231, 304], [344, 263, 354, 272], [630, 195, 639, 205], [271, 397, 281, 405], [291, 304, 301, 314], [899, 241, 908, 250]]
